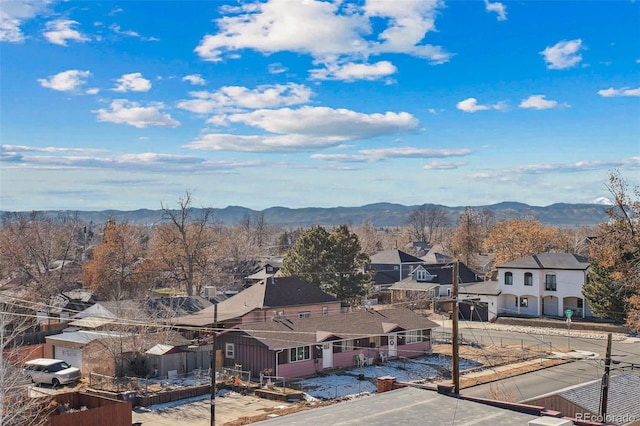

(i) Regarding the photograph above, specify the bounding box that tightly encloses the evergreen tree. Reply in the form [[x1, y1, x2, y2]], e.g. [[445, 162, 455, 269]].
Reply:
[[582, 261, 635, 322], [280, 225, 333, 287], [325, 225, 371, 305], [281, 225, 371, 305]]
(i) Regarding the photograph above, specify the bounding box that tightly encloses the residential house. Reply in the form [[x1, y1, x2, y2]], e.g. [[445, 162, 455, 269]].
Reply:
[[44, 329, 194, 378], [369, 249, 425, 289], [69, 296, 212, 330], [388, 262, 485, 305], [245, 259, 282, 285], [496, 253, 592, 318], [173, 277, 342, 330], [525, 373, 640, 425], [215, 307, 439, 379]]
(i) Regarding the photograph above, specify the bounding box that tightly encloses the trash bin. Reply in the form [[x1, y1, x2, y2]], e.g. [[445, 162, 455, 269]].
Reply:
[[121, 391, 136, 405]]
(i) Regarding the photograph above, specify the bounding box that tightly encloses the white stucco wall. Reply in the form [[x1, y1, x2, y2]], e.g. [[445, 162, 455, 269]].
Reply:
[[497, 267, 590, 317]]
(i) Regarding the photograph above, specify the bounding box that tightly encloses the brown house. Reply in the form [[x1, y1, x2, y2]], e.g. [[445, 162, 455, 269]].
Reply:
[[174, 277, 343, 330]]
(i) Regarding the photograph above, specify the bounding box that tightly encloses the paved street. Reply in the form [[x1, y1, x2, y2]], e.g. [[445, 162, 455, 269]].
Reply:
[[436, 319, 640, 402]]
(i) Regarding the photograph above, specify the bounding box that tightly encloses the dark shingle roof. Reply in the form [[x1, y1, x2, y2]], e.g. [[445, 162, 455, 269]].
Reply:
[[229, 307, 439, 350], [559, 373, 640, 424], [498, 253, 589, 270], [174, 277, 339, 326], [370, 249, 424, 264]]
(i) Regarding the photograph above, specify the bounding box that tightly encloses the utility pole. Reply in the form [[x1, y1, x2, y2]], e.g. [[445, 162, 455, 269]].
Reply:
[[210, 303, 218, 426], [451, 260, 460, 394], [599, 333, 612, 420]]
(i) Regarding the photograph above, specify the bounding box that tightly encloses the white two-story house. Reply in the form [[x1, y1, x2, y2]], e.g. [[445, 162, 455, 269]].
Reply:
[[497, 253, 593, 318]]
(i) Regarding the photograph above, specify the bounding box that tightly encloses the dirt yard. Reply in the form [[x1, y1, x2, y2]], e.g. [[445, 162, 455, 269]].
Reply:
[[430, 343, 569, 389]]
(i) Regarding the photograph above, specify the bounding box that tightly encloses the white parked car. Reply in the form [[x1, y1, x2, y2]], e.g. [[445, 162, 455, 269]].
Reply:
[[24, 358, 81, 386]]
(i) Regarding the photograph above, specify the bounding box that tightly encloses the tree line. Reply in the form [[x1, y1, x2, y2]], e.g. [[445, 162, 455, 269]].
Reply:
[[1, 171, 638, 331]]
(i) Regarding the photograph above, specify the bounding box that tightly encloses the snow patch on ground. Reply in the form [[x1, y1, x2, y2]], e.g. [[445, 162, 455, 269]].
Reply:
[[292, 354, 480, 400]]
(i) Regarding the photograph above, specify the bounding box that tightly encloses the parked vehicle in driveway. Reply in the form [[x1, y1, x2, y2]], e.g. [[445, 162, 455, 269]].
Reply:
[[24, 358, 81, 386]]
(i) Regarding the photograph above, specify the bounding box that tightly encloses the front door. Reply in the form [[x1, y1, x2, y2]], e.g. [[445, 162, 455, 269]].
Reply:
[[322, 343, 333, 369], [388, 334, 397, 358]]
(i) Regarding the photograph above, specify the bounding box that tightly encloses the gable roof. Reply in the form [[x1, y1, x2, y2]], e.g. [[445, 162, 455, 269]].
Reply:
[[73, 296, 212, 322], [224, 307, 439, 350], [174, 277, 340, 326], [370, 249, 424, 264], [498, 253, 589, 270]]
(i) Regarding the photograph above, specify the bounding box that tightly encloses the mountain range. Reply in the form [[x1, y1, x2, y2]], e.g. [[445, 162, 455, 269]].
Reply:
[[2, 202, 612, 228]]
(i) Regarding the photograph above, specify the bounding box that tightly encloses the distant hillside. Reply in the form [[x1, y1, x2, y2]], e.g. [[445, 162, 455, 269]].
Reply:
[[2, 202, 611, 228]]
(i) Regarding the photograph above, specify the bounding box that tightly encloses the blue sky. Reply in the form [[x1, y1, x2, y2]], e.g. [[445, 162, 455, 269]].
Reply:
[[1, 0, 639, 212]]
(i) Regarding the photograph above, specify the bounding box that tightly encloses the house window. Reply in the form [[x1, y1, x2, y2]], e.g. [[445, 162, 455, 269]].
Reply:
[[577, 299, 583, 309], [405, 330, 422, 344], [545, 274, 557, 291], [225, 343, 235, 359], [519, 297, 528, 308], [505, 272, 513, 285], [322, 306, 328, 316], [416, 269, 427, 281], [297, 311, 311, 318], [524, 272, 533, 286], [342, 340, 353, 351], [289, 346, 311, 362]]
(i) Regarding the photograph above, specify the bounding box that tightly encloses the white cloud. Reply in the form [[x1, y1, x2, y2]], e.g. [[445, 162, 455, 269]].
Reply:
[[185, 133, 343, 153], [43, 19, 89, 46], [1, 0, 52, 42], [484, 0, 507, 21], [456, 97, 507, 113], [519, 95, 561, 110], [182, 74, 206, 85], [113, 73, 152, 92], [185, 106, 419, 153], [95, 99, 180, 128], [1, 144, 262, 173], [109, 24, 139, 37], [226, 106, 418, 140], [194, 0, 450, 79], [268, 62, 288, 74], [310, 60, 397, 81], [38, 70, 91, 92], [540, 39, 584, 70], [177, 83, 312, 114], [109, 23, 158, 41], [85, 87, 100, 95], [597, 87, 640, 97], [311, 147, 473, 163], [423, 160, 466, 170], [358, 147, 473, 158]]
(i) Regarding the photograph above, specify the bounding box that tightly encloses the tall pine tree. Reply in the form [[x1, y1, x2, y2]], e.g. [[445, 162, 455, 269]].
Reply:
[[582, 261, 634, 322], [281, 225, 371, 305]]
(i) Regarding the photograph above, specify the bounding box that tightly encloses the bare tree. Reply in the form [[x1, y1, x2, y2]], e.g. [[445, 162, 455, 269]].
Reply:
[[150, 192, 217, 296], [1, 299, 51, 426], [0, 212, 82, 300], [406, 205, 449, 246]]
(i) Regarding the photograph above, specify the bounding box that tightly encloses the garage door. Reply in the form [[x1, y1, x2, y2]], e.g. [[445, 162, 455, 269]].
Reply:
[[54, 346, 82, 368], [459, 302, 488, 322]]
